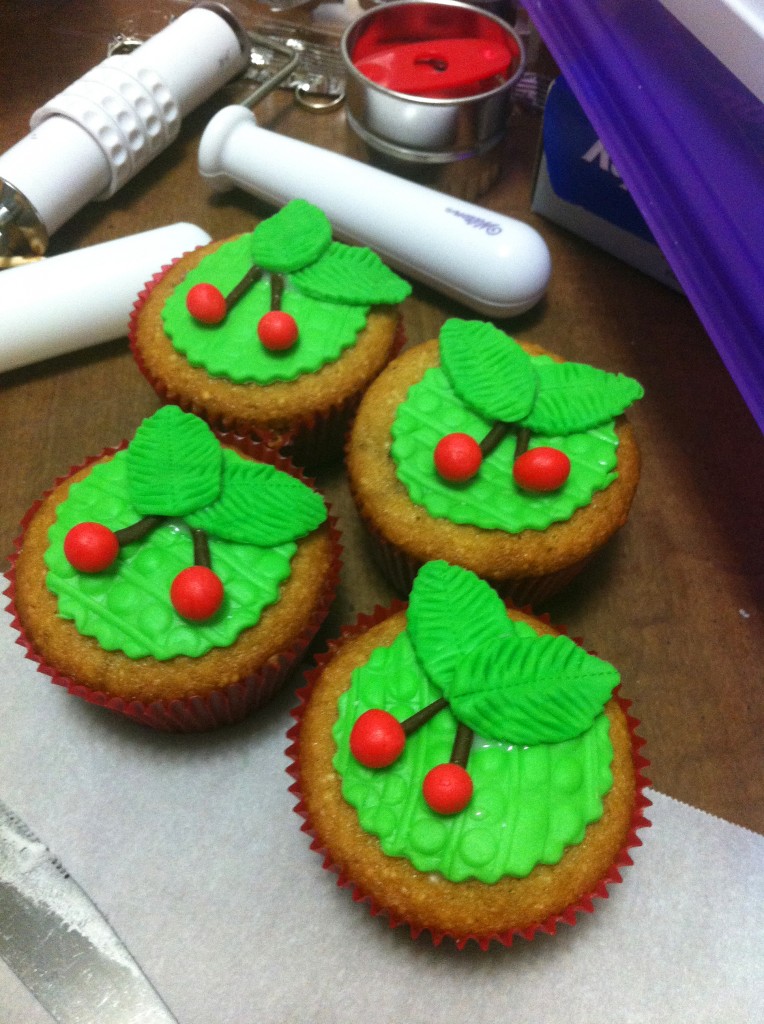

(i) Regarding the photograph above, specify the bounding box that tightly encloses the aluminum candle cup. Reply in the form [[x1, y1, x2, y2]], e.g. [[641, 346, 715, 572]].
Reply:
[[341, 0, 525, 199]]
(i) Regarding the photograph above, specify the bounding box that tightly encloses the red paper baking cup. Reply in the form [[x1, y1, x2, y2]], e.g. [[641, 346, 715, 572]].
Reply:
[[129, 257, 407, 467], [4, 437, 342, 733], [286, 602, 651, 949]]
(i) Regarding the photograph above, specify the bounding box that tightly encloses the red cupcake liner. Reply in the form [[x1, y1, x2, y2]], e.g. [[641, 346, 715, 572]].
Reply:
[[129, 256, 407, 467], [286, 602, 651, 949], [3, 436, 342, 733]]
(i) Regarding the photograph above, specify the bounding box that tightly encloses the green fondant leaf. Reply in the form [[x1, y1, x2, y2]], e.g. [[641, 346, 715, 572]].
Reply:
[[126, 407, 221, 517], [291, 242, 411, 305], [521, 360, 644, 434], [439, 319, 537, 423], [444, 632, 619, 744], [250, 199, 332, 273], [407, 561, 517, 694], [186, 449, 326, 545]]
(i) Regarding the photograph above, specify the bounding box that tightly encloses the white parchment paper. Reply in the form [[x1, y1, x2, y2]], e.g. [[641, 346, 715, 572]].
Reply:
[[0, 602, 762, 1024]]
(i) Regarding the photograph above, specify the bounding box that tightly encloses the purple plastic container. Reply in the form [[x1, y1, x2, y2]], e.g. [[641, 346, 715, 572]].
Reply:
[[523, 0, 764, 432]]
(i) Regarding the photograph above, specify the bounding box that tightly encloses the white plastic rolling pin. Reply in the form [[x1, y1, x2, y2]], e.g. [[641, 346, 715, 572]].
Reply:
[[0, 222, 211, 372], [198, 105, 552, 318], [0, 3, 249, 256]]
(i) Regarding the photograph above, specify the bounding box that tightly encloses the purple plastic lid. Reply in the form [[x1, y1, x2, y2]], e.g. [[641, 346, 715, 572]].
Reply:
[[523, 0, 764, 432]]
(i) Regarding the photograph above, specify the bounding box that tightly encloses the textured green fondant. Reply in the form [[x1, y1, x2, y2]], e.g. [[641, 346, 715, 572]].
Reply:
[[292, 243, 412, 305], [45, 452, 297, 660], [439, 319, 536, 423], [186, 448, 326, 546], [521, 359, 645, 435], [391, 365, 619, 532], [127, 405, 222, 517], [405, 561, 617, 745], [250, 199, 332, 272], [332, 629, 614, 882]]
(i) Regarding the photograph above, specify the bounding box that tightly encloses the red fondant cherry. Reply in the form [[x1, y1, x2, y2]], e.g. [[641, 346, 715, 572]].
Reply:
[[170, 565, 224, 621], [258, 310, 298, 351], [186, 283, 227, 325], [63, 522, 119, 573], [434, 433, 483, 482], [513, 446, 571, 493], [422, 762, 474, 815], [350, 709, 406, 769]]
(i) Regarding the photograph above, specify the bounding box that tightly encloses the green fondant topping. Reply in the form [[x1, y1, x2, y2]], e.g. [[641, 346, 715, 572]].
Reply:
[[250, 199, 332, 273], [391, 365, 619, 532], [439, 319, 536, 423], [522, 359, 645, 435], [162, 238, 368, 384], [46, 408, 327, 659], [127, 405, 221, 517], [161, 200, 411, 384], [407, 560, 518, 694], [292, 242, 412, 306], [445, 633, 618, 744], [332, 629, 614, 882], [45, 452, 296, 660], [186, 448, 326, 546], [407, 562, 616, 744]]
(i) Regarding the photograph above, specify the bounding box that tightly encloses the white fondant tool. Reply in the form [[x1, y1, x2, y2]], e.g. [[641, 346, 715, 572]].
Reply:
[[198, 104, 551, 318], [0, 3, 249, 259], [0, 222, 210, 372]]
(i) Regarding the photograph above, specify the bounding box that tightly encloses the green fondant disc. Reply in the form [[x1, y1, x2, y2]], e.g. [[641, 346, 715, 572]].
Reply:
[[332, 629, 614, 883], [391, 363, 619, 532], [45, 451, 296, 660]]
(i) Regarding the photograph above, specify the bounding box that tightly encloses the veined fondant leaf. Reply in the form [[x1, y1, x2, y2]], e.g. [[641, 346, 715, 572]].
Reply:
[[407, 561, 517, 693], [127, 407, 221, 517], [445, 633, 619, 744], [291, 242, 411, 305], [250, 199, 332, 273], [186, 449, 326, 545], [439, 319, 537, 423], [521, 360, 644, 434]]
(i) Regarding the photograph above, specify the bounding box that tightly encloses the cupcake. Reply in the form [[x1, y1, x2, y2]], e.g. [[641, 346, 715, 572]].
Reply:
[[130, 199, 411, 464], [346, 318, 644, 604], [5, 406, 340, 731], [288, 560, 650, 948]]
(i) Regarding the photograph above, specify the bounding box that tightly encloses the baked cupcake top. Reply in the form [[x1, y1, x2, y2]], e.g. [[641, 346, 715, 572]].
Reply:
[[336, 561, 622, 883], [160, 199, 411, 385], [45, 406, 327, 660], [391, 319, 643, 533]]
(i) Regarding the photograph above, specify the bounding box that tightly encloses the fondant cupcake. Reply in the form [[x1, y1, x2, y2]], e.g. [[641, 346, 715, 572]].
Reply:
[[346, 318, 643, 604], [5, 406, 340, 731], [288, 561, 650, 948], [130, 199, 411, 464]]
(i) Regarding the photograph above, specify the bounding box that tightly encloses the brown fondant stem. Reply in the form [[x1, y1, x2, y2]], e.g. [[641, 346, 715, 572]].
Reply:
[[479, 422, 531, 462], [191, 528, 211, 569], [450, 721, 474, 768], [270, 273, 285, 311], [401, 697, 448, 736], [514, 426, 531, 459], [114, 515, 164, 546], [225, 265, 263, 310], [479, 421, 511, 457]]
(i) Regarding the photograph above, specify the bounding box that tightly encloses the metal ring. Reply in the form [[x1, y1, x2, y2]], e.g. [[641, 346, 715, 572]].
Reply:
[[294, 85, 345, 112]]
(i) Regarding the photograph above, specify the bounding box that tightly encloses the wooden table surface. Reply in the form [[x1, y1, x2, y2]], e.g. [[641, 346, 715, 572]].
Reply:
[[1, 1, 762, 834]]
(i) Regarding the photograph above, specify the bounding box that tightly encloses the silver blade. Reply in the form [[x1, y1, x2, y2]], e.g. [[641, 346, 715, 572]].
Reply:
[[0, 800, 178, 1024]]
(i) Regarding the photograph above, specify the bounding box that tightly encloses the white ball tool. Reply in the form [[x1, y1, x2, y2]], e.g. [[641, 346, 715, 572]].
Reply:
[[0, 222, 211, 372], [198, 104, 551, 318], [0, 3, 250, 258]]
